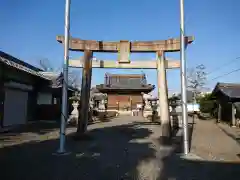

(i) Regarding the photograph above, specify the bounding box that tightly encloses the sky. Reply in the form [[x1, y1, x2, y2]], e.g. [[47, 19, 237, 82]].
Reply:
[[0, 0, 240, 95]]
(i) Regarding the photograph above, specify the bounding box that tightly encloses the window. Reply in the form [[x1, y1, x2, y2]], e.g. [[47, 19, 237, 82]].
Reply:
[[37, 93, 52, 105]]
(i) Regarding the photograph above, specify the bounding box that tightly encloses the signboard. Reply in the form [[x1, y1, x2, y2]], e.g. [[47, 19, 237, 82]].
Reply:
[[118, 40, 130, 63]]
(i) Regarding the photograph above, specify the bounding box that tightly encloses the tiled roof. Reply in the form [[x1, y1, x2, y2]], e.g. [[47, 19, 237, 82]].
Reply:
[[105, 73, 148, 89], [0, 51, 49, 80], [105, 73, 145, 78], [0, 51, 78, 91], [39, 71, 77, 91], [212, 82, 240, 99]]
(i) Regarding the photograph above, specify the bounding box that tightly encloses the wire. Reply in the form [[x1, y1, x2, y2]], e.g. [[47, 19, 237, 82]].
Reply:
[[208, 67, 240, 82], [207, 57, 240, 75]]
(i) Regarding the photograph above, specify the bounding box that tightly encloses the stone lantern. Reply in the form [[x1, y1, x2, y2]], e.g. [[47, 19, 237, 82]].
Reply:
[[169, 95, 180, 130], [68, 91, 80, 125]]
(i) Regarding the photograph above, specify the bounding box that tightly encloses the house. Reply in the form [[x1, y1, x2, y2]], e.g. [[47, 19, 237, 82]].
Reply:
[[212, 82, 240, 126], [0, 51, 76, 127], [35, 71, 77, 121], [96, 73, 155, 111]]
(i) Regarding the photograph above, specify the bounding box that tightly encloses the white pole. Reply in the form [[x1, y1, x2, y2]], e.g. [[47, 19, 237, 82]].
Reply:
[[58, 0, 71, 154], [180, 0, 189, 155]]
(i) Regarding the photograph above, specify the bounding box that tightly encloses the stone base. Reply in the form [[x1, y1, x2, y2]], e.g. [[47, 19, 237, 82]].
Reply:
[[143, 110, 152, 118], [118, 111, 132, 116], [52, 151, 71, 156], [179, 153, 203, 160], [67, 116, 78, 126]]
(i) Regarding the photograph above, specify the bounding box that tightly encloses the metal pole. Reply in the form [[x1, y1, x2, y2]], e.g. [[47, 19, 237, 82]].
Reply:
[[180, 0, 189, 155], [58, 0, 71, 154]]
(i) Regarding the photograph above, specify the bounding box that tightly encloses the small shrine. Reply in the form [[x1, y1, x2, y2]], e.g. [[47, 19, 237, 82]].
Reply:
[[96, 73, 155, 115]]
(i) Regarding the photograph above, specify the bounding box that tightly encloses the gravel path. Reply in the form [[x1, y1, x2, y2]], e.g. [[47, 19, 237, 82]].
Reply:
[[0, 116, 240, 180]]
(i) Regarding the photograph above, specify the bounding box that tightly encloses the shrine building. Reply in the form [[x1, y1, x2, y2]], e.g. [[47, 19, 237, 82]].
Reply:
[[96, 73, 155, 111]]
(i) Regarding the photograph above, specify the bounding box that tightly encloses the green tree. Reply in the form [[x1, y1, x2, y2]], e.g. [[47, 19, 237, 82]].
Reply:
[[198, 93, 217, 117]]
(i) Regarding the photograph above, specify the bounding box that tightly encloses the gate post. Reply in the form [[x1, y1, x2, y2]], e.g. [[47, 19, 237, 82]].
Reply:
[[157, 51, 171, 143], [77, 50, 93, 133]]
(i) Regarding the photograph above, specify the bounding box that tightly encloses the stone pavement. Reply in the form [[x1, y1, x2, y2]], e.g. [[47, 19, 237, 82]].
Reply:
[[0, 116, 240, 180]]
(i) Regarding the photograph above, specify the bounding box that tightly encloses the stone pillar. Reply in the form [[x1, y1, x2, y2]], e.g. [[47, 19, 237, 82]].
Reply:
[[157, 51, 171, 141], [157, 54, 161, 117], [77, 50, 93, 133], [232, 103, 236, 127]]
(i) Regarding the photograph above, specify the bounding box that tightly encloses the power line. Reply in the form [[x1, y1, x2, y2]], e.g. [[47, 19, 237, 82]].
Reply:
[[208, 67, 240, 82], [207, 57, 240, 75]]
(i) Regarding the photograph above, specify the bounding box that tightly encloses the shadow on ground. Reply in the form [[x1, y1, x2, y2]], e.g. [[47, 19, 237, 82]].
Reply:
[[0, 121, 61, 135], [158, 139, 240, 180], [0, 122, 155, 180], [1, 118, 240, 180], [0, 121, 63, 145], [158, 150, 240, 180], [158, 120, 240, 180], [132, 121, 161, 126]]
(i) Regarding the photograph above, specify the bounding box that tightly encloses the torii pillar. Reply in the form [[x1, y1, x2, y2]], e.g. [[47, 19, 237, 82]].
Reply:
[[157, 51, 171, 141], [77, 50, 93, 133]]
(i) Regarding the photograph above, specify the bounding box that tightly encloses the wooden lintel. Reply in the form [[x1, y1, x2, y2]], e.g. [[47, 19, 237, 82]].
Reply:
[[56, 36, 194, 52], [68, 59, 180, 69]]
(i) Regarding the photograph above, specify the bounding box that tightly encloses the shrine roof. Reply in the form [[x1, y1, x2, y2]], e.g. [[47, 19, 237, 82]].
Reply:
[[97, 72, 154, 92], [96, 84, 155, 93], [105, 73, 145, 78]]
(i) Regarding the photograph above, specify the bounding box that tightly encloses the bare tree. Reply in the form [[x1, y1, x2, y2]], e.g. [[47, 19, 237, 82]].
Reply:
[[187, 64, 207, 103], [68, 69, 81, 89], [38, 59, 81, 89], [39, 58, 55, 71]]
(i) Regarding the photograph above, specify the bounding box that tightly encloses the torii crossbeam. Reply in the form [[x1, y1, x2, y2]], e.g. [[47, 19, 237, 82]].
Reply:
[[68, 58, 180, 69], [56, 36, 194, 52]]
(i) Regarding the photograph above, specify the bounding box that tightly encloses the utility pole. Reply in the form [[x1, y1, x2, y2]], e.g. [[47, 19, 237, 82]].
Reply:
[[180, 0, 189, 155], [57, 0, 71, 154]]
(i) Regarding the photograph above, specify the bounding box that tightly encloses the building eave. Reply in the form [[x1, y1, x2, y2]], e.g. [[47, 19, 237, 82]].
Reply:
[[0, 51, 50, 80], [96, 84, 154, 94], [212, 82, 240, 101]]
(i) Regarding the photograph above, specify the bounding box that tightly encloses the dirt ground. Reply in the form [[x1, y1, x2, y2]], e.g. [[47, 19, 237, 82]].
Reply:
[[190, 118, 240, 161], [0, 116, 240, 180]]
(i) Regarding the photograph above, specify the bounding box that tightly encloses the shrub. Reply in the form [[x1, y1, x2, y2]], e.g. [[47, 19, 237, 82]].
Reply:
[[198, 93, 217, 118]]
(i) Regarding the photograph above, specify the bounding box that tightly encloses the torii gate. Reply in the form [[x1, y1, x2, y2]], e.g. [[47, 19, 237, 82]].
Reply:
[[56, 36, 194, 137]]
